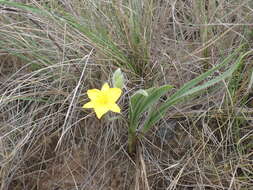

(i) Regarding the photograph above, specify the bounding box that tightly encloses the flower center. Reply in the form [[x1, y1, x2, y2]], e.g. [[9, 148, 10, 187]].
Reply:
[[97, 94, 109, 105]]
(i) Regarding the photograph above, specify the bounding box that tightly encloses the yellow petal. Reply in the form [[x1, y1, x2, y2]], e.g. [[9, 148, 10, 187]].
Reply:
[[101, 83, 110, 91], [87, 89, 100, 100], [108, 103, 121, 113], [108, 88, 122, 102], [94, 106, 109, 119], [82, 101, 94, 108]]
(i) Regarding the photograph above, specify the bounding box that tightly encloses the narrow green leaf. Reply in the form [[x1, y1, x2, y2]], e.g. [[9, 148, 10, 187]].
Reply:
[[169, 46, 242, 101], [132, 89, 149, 97], [134, 85, 173, 118], [129, 85, 173, 131], [142, 49, 249, 133], [247, 69, 253, 93], [129, 88, 154, 129]]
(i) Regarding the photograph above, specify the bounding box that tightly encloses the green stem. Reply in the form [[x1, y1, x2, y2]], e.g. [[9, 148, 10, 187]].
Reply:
[[128, 128, 137, 155]]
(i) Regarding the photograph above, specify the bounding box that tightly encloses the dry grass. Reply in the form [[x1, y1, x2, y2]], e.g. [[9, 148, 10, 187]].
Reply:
[[1, 0, 253, 189]]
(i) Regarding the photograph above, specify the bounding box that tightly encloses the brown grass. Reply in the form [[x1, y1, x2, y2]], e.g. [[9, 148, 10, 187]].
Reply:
[[1, 0, 253, 189]]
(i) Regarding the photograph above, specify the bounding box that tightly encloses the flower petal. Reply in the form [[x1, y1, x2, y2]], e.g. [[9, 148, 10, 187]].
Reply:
[[101, 83, 110, 91], [108, 103, 121, 113], [82, 101, 94, 108], [108, 88, 122, 102], [87, 89, 100, 100], [94, 106, 109, 119]]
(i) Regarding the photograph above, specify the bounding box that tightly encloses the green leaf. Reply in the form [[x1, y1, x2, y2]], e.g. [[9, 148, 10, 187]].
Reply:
[[137, 89, 149, 96], [129, 85, 173, 131], [134, 85, 173, 118], [129, 88, 153, 129], [141, 48, 250, 134], [247, 69, 253, 93]]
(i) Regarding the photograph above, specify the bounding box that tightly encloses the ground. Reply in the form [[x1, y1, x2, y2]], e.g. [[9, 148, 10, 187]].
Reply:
[[0, 0, 253, 189]]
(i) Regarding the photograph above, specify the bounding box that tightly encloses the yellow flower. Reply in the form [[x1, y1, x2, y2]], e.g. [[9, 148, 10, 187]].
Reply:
[[83, 83, 122, 119]]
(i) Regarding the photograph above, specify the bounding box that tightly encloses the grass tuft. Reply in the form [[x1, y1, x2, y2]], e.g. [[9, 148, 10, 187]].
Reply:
[[1, 0, 253, 189]]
